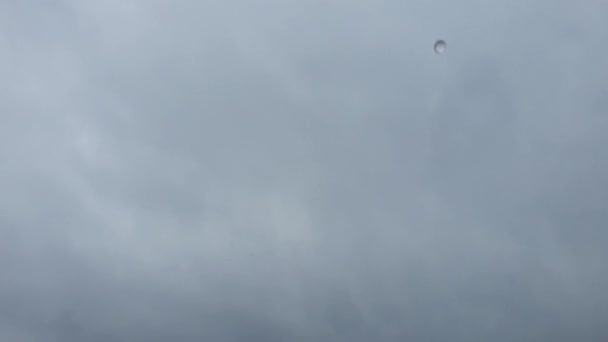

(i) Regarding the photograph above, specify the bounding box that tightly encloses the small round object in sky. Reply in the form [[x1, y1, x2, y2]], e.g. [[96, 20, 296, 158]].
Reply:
[[434, 40, 447, 54]]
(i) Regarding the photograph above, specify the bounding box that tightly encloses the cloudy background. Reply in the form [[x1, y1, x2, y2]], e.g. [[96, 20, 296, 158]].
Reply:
[[1, 0, 608, 340]]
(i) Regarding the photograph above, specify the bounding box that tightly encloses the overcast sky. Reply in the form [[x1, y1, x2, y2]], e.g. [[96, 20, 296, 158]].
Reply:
[[1, 0, 608, 341]]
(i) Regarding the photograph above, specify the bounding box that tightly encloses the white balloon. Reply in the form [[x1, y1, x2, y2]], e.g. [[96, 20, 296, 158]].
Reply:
[[434, 40, 447, 54]]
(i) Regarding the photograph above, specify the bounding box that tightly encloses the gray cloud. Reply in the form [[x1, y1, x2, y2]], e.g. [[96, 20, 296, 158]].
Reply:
[[1, 0, 608, 341]]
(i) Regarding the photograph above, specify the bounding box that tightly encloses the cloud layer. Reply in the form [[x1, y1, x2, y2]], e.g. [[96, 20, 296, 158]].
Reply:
[[1, 0, 607, 340]]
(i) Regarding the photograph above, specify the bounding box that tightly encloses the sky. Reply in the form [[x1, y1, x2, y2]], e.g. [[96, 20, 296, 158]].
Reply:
[[1, 0, 608, 341]]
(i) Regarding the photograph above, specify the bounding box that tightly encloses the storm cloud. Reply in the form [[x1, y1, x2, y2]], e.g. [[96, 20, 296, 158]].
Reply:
[[1, 0, 607, 341]]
